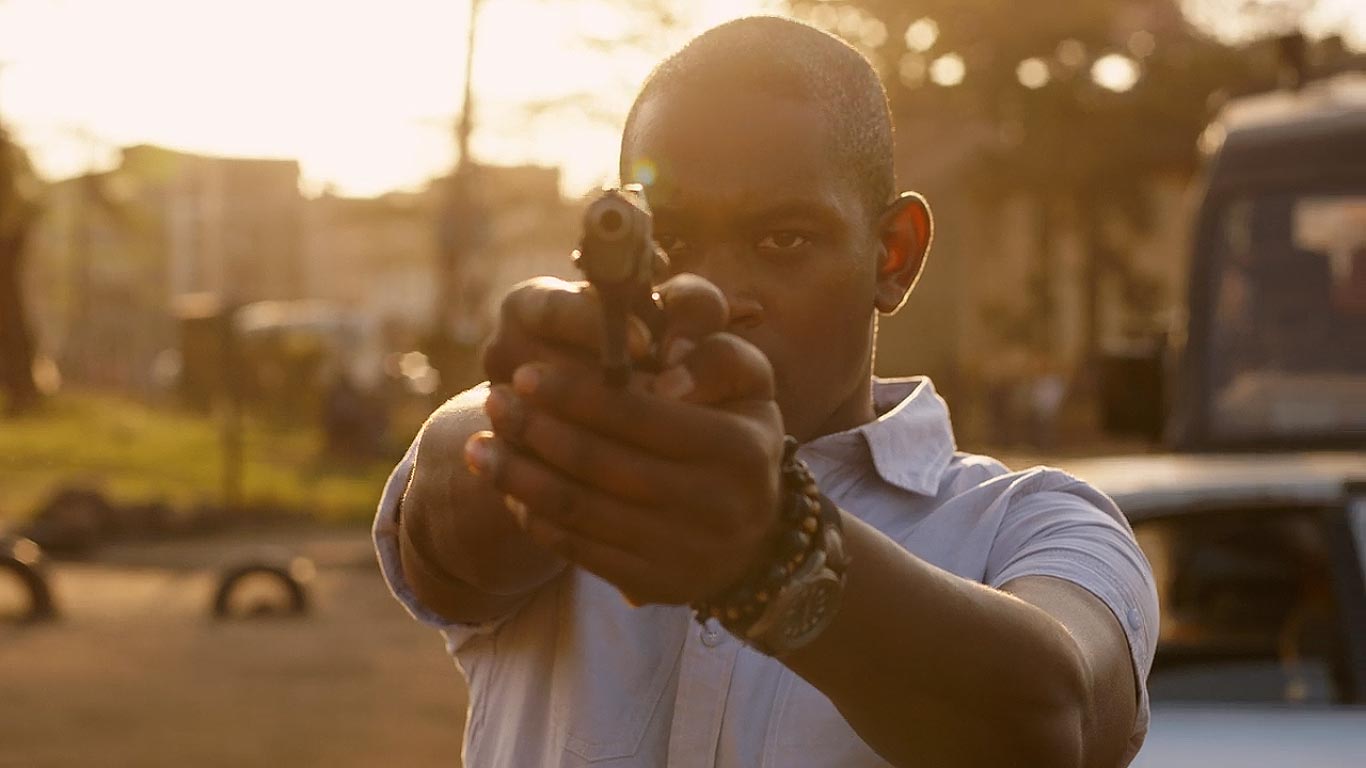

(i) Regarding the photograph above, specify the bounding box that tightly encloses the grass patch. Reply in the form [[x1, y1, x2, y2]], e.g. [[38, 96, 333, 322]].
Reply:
[[0, 392, 409, 525]]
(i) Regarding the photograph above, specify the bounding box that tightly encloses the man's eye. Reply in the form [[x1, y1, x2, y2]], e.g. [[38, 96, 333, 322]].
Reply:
[[757, 231, 809, 250]]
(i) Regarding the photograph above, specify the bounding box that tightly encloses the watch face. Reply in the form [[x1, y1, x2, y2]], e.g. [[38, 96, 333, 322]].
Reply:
[[778, 572, 843, 649]]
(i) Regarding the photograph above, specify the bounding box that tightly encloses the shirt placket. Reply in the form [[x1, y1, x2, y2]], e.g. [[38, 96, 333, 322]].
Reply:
[[665, 617, 742, 768]]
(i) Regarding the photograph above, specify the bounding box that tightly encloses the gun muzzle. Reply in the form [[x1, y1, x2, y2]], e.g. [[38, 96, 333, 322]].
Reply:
[[574, 186, 668, 386]]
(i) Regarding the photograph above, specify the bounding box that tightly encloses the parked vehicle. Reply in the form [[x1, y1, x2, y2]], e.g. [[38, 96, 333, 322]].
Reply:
[[1065, 457, 1366, 766], [1092, 67, 1366, 765]]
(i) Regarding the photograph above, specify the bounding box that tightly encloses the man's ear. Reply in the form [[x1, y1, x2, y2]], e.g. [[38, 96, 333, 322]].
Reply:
[[875, 192, 933, 314]]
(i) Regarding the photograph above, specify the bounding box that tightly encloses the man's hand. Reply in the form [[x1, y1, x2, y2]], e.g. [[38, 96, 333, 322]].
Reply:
[[484, 276, 643, 384], [466, 274, 786, 606], [398, 275, 656, 617]]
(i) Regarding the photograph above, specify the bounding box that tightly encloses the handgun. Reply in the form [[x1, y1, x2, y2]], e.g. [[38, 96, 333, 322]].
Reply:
[[572, 184, 670, 387]]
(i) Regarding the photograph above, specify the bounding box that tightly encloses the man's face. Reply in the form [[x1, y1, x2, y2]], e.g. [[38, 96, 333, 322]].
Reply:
[[623, 89, 882, 440]]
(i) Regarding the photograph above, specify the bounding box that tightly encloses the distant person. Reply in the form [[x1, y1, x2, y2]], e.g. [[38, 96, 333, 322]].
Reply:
[[1028, 364, 1067, 450], [323, 369, 386, 458], [376, 17, 1157, 767]]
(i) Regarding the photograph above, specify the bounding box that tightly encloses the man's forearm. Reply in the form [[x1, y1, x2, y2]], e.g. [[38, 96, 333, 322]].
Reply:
[[398, 385, 565, 622], [784, 513, 1093, 768]]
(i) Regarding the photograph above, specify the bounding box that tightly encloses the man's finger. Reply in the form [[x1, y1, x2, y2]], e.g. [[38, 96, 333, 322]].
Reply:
[[489, 277, 654, 380], [510, 361, 740, 460], [655, 273, 729, 360], [485, 384, 685, 505], [653, 332, 775, 405], [503, 276, 600, 346], [464, 432, 665, 554], [482, 328, 594, 385]]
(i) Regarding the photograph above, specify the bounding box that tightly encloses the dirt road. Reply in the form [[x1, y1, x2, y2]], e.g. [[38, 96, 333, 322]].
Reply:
[[0, 528, 468, 767]]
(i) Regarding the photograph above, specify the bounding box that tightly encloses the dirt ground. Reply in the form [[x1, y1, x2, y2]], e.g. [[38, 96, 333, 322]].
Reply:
[[0, 527, 469, 768]]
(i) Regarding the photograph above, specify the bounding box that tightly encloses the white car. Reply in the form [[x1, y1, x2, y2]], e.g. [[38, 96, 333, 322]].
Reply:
[[1061, 453, 1366, 767]]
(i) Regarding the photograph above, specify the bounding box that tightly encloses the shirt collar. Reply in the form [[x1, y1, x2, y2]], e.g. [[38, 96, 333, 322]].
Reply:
[[801, 377, 956, 497]]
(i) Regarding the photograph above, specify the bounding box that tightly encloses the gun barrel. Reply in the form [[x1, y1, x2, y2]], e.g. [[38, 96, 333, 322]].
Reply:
[[574, 186, 668, 386], [580, 193, 649, 284], [587, 197, 634, 242]]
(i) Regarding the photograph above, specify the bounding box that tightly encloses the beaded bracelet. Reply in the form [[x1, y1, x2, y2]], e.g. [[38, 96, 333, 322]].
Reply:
[[691, 436, 827, 635]]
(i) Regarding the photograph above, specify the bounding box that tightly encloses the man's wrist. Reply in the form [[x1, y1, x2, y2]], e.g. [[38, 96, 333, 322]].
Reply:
[[692, 437, 850, 656]]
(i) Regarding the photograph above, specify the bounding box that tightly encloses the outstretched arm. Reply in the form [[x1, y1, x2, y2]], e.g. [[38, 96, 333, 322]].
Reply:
[[782, 516, 1140, 768], [466, 277, 1151, 767], [396, 383, 565, 624], [395, 277, 629, 623]]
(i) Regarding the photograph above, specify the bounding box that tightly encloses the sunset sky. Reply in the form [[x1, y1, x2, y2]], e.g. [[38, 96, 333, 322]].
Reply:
[[0, 0, 1360, 198]]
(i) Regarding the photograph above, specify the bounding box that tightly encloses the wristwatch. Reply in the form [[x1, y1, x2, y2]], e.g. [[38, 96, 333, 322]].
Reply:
[[691, 439, 851, 657], [742, 494, 849, 656]]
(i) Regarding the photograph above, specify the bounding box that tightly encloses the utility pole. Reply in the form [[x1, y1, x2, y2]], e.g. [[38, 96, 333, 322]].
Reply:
[[430, 0, 487, 396], [456, 0, 479, 179]]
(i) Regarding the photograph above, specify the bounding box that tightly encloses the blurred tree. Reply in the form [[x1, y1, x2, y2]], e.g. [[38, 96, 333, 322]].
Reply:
[[1183, 0, 1322, 43], [0, 121, 43, 414], [790, 0, 1273, 362]]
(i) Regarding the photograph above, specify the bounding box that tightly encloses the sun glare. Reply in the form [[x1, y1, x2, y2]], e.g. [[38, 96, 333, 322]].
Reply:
[[0, 0, 774, 197], [1091, 53, 1141, 93], [2, 0, 1362, 197]]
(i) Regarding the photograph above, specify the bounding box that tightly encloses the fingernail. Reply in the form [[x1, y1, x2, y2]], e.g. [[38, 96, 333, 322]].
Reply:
[[503, 495, 529, 529], [653, 365, 695, 400], [512, 365, 541, 396], [663, 337, 695, 368], [485, 386, 524, 436], [484, 387, 507, 421], [464, 434, 497, 477]]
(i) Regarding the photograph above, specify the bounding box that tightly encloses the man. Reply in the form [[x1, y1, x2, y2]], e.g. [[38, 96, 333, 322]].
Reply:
[[376, 16, 1158, 768]]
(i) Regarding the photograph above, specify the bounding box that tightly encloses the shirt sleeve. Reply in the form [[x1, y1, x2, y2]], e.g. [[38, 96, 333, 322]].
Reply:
[[984, 476, 1160, 766], [372, 424, 516, 655]]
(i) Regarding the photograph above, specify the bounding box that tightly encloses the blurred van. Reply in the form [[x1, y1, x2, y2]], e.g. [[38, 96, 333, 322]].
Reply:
[[1083, 69, 1366, 766]]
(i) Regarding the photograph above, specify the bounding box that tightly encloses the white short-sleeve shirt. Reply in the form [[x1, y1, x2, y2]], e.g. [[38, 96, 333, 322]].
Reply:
[[373, 377, 1160, 767]]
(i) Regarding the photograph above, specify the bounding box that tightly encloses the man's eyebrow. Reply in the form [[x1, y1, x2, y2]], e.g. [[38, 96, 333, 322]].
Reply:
[[649, 199, 845, 229], [742, 199, 845, 229]]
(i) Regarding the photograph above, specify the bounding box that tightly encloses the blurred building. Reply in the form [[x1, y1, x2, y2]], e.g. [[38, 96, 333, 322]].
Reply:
[[26, 171, 159, 390], [456, 163, 581, 319], [27, 148, 580, 396], [28, 145, 306, 391], [121, 145, 305, 303], [303, 190, 436, 335], [303, 163, 578, 352]]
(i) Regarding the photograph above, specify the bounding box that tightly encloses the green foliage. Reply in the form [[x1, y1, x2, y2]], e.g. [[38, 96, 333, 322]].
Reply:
[[793, 0, 1262, 199], [0, 392, 398, 525]]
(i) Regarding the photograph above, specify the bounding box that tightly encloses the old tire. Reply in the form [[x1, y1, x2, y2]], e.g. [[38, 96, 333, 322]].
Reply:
[[0, 536, 56, 623], [212, 560, 311, 619]]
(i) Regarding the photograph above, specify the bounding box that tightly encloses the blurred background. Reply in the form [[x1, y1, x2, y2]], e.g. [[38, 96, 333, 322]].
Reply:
[[0, 1, 1363, 766]]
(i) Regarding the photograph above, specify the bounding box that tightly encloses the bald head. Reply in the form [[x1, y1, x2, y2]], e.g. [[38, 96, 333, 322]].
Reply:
[[620, 16, 895, 219]]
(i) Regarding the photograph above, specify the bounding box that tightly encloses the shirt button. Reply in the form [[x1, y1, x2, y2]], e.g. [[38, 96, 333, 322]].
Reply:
[[701, 625, 723, 647], [1126, 607, 1142, 632]]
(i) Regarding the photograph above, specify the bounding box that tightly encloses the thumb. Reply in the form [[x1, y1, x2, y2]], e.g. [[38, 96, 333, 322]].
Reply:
[[655, 273, 729, 356]]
